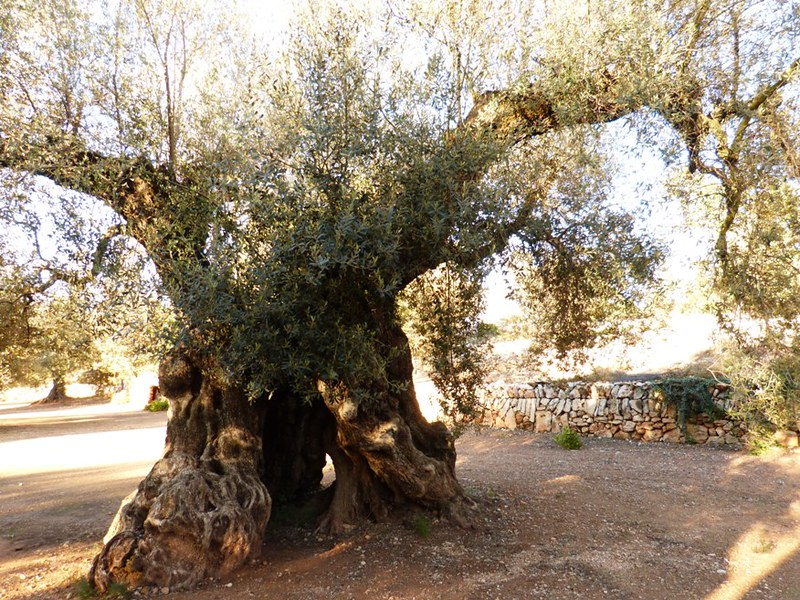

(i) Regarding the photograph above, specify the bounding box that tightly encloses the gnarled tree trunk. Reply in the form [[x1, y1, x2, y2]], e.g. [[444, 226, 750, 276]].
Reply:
[[90, 319, 470, 592], [316, 318, 471, 534], [89, 352, 271, 592]]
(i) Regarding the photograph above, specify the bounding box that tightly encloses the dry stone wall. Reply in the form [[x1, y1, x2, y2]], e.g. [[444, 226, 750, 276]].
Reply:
[[470, 380, 746, 445]]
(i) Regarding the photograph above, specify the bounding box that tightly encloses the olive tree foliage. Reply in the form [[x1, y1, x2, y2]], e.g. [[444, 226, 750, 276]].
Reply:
[[227, 0, 687, 405], [506, 129, 666, 364], [658, 0, 800, 428], [400, 263, 492, 420], [0, 0, 681, 404]]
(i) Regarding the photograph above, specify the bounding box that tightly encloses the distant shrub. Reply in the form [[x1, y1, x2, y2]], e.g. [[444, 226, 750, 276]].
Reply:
[[73, 577, 130, 599], [477, 322, 501, 340], [554, 426, 582, 450], [413, 515, 432, 538], [721, 347, 800, 432], [145, 398, 169, 412]]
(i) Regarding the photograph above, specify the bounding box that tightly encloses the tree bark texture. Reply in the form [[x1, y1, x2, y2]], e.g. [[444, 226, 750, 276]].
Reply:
[[90, 319, 469, 591], [89, 352, 271, 592], [316, 319, 470, 534]]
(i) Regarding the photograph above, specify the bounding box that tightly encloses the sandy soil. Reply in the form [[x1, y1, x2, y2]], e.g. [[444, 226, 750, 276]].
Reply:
[[1, 401, 798, 600]]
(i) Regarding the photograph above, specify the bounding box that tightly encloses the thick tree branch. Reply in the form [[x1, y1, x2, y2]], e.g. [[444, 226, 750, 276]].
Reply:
[[677, 0, 712, 75], [91, 223, 127, 276], [746, 57, 800, 113], [683, 56, 800, 275], [464, 77, 636, 143], [714, 179, 743, 271], [397, 74, 646, 286], [730, 56, 800, 160], [0, 135, 209, 282]]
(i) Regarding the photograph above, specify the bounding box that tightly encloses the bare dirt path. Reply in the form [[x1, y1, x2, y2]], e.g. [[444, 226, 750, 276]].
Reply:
[[1, 403, 798, 600], [0, 401, 167, 599]]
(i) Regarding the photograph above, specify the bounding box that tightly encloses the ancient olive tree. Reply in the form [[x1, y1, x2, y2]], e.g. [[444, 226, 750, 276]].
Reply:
[[2, 0, 790, 592]]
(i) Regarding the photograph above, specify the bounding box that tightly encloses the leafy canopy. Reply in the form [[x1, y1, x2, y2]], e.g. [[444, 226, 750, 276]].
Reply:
[[3, 0, 797, 418]]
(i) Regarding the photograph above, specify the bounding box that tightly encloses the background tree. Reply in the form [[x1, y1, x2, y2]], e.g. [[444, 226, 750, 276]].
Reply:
[[1, 0, 796, 593], [5, 291, 96, 402], [659, 0, 800, 430], [0, 174, 173, 400]]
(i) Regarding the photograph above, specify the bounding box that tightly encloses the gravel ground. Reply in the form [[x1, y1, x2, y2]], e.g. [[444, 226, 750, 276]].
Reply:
[[1, 403, 798, 600]]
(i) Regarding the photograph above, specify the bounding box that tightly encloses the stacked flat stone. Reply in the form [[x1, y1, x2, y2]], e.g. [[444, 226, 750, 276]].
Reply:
[[472, 380, 745, 445]]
